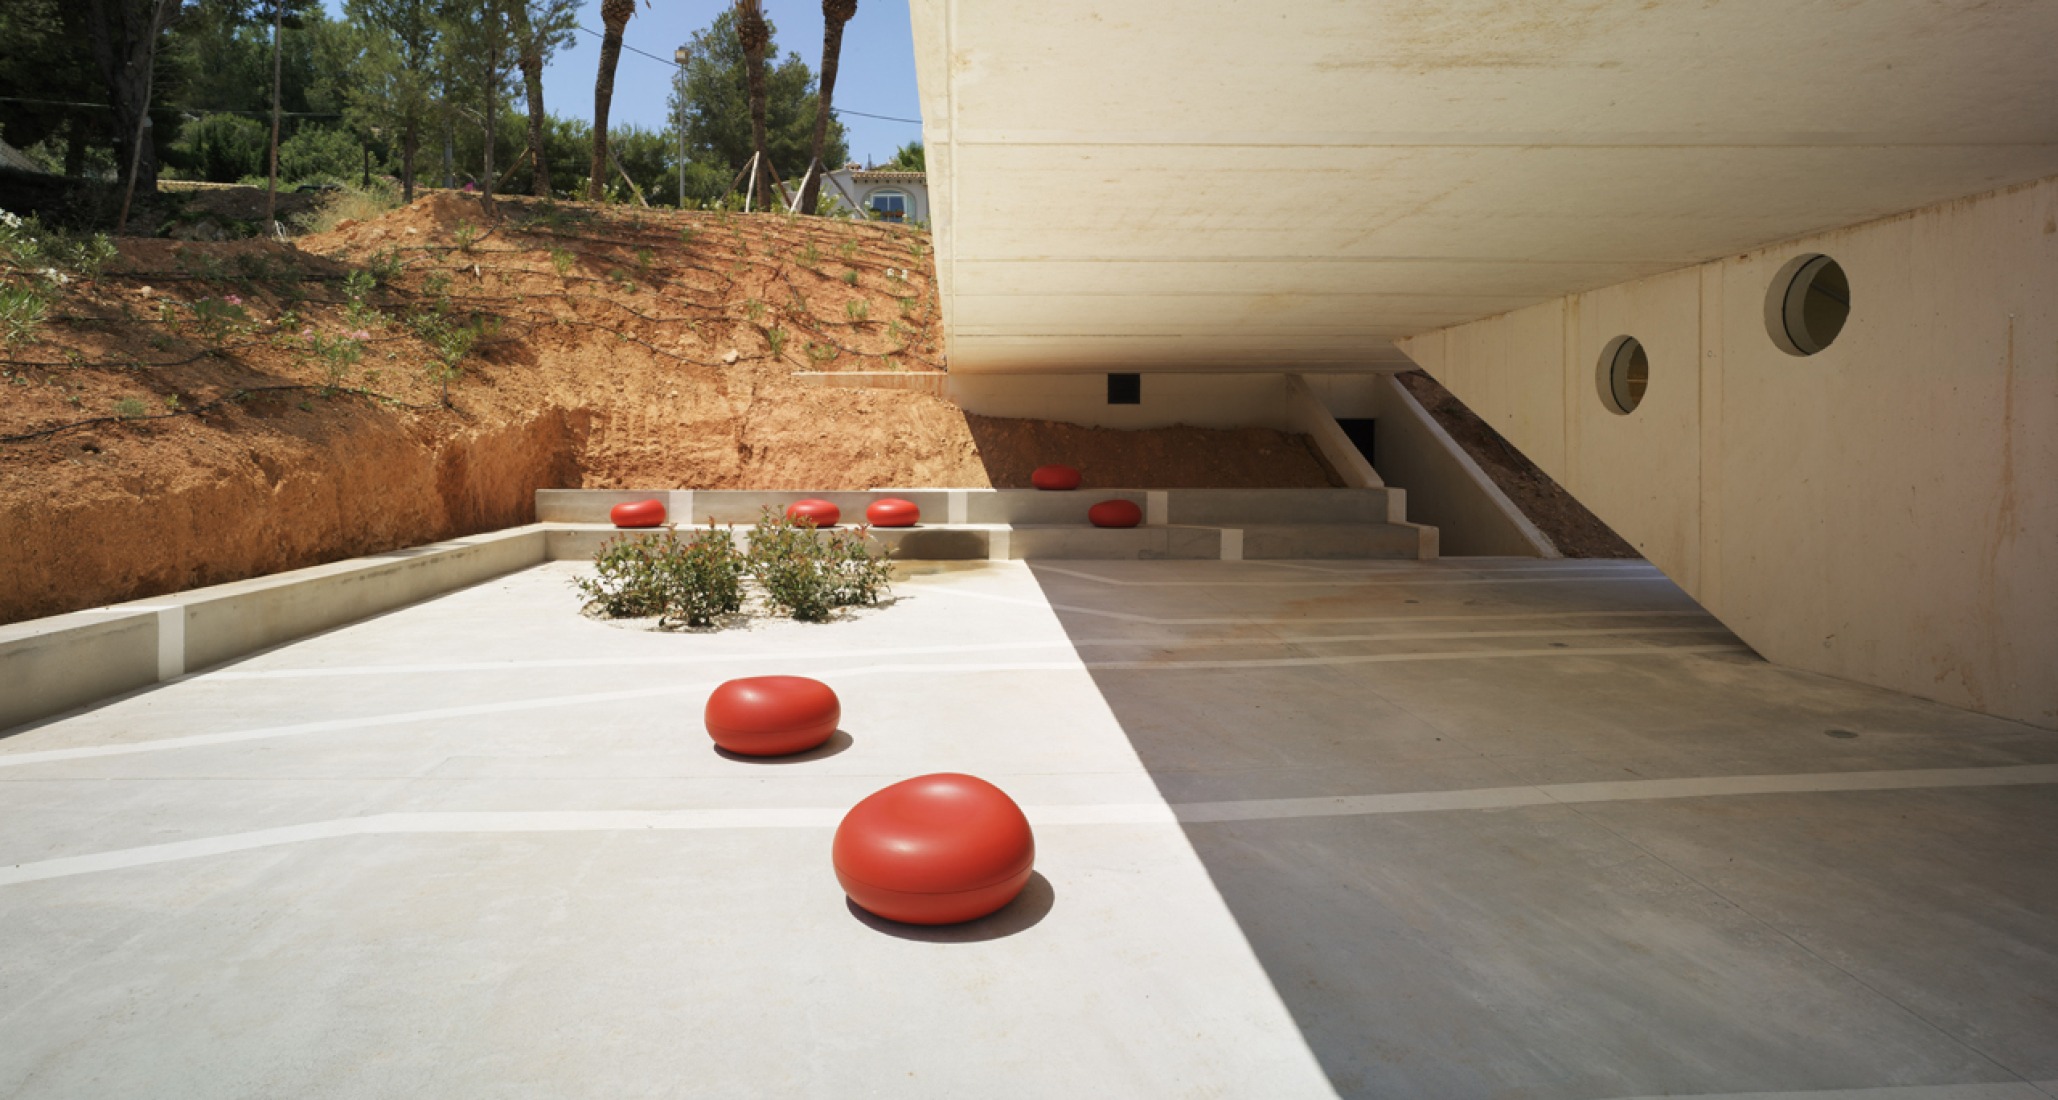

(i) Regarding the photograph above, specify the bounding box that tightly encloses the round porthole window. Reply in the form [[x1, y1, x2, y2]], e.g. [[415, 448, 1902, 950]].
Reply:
[[1766, 253, 1850, 356], [1597, 335, 1649, 415]]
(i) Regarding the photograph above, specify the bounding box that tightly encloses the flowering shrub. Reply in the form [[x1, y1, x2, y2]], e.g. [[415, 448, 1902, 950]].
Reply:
[[0, 208, 115, 346], [746, 508, 896, 622], [0, 209, 115, 283], [572, 510, 894, 628], [575, 527, 746, 628]]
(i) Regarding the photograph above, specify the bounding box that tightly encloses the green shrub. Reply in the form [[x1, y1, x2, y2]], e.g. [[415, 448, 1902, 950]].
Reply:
[[746, 508, 895, 622], [176, 114, 268, 183], [0, 281, 50, 345], [574, 512, 892, 628], [666, 528, 749, 625], [574, 528, 746, 627], [278, 125, 362, 187]]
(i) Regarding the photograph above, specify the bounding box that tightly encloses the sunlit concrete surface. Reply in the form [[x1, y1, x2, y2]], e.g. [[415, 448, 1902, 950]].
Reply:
[[3, 559, 2056, 1098]]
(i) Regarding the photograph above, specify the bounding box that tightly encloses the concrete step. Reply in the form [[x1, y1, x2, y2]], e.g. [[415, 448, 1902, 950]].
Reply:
[[1003, 524, 1223, 561], [1163, 487, 1402, 526], [546, 519, 1433, 562], [538, 487, 1407, 528]]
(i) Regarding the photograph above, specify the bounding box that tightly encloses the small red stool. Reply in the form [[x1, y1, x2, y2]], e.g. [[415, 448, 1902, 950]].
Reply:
[[786, 499, 841, 527], [866, 498, 919, 527], [1031, 464, 1082, 491], [610, 499, 666, 528], [704, 676, 840, 757], [834, 773, 1035, 925], [1088, 499, 1143, 528]]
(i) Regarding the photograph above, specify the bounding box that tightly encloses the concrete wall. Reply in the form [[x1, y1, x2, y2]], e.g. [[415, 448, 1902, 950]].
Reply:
[[1397, 177, 2058, 728], [0, 529, 548, 732], [946, 371, 1389, 491], [947, 371, 1300, 430], [1365, 375, 1554, 558]]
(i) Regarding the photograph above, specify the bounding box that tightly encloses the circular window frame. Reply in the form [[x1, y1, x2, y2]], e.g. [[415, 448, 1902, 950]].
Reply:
[[1596, 335, 1649, 416], [1765, 253, 1851, 357]]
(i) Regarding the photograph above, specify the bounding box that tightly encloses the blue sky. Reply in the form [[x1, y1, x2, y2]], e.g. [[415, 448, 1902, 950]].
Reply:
[[321, 1, 926, 165]]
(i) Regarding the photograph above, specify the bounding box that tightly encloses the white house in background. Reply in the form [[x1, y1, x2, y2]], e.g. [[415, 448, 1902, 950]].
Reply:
[[821, 164, 928, 223]]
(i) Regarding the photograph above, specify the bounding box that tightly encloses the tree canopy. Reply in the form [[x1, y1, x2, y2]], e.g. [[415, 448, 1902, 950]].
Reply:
[[668, 10, 846, 202], [0, 0, 877, 214], [883, 141, 923, 172]]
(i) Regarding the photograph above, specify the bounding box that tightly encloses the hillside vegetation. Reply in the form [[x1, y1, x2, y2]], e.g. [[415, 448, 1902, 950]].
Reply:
[[0, 193, 1337, 622]]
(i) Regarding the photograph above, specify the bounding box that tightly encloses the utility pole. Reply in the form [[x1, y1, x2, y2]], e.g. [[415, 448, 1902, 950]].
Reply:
[[265, 0, 284, 230], [675, 46, 688, 207]]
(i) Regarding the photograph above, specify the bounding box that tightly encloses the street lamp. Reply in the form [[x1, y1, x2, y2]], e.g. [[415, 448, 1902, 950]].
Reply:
[[675, 46, 688, 208]]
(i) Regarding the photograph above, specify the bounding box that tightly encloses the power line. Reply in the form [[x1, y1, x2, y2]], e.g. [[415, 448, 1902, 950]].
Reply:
[[572, 24, 923, 126], [0, 96, 342, 119]]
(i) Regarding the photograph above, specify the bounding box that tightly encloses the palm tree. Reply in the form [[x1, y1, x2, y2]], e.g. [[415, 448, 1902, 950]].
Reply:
[[586, 0, 635, 200], [734, 0, 770, 210], [799, 0, 856, 215], [512, 1, 548, 196]]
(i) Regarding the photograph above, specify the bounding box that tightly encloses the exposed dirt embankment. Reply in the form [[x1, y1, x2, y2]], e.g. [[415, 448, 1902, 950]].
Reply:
[[1, 193, 1335, 623], [1395, 370, 1635, 558], [3, 408, 582, 620]]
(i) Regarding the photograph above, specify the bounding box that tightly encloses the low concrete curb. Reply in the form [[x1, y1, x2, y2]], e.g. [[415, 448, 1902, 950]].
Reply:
[[1, 528, 548, 733], [2, 486, 1440, 733]]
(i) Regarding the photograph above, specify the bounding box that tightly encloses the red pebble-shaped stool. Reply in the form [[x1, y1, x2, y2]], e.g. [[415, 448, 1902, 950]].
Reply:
[[785, 499, 841, 527], [835, 773, 1035, 925], [704, 676, 840, 757], [1088, 499, 1143, 528], [1031, 464, 1082, 491], [610, 499, 666, 528], [866, 498, 919, 527]]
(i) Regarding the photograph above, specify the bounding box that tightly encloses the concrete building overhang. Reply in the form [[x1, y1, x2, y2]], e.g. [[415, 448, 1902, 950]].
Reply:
[[910, 0, 2058, 374]]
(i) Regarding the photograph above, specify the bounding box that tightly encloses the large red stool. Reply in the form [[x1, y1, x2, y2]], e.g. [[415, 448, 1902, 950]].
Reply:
[[866, 498, 920, 527], [610, 499, 666, 528], [704, 676, 840, 757], [786, 499, 841, 527], [1088, 499, 1143, 528], [1031, 464, 1082, 491], [834, 773, 1035, 925]]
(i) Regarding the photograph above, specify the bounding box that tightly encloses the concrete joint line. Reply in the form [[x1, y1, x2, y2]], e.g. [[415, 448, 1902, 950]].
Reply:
[[1030, 563, 1666, 588], [0, 645, 1750, 771], [1220, 529, 1244, 561], [1599, 1079, 2055, 1099], [1146, 491, 1168, 526], [5, 764, 2055, 888], [947, 490, 968, 525], [204, 626, 1737, 681], [924, 584, 1718, 627], [128, 605, 185, 680]]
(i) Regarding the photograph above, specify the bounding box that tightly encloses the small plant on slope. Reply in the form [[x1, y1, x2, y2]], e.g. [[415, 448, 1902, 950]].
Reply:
[[0, 281, 50, 345]]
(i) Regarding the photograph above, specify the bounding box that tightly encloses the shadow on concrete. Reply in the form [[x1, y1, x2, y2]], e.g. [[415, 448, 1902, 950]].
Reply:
[[712, 729, 855, 764], [1014, 560, 2058, 1098], [845, 872, 1055, 943]]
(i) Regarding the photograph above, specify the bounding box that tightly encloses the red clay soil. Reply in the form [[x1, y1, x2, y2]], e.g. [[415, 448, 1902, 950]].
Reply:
[[1394, 370, 1637, 558], [966, 415, 1338, 489], [0, 193, 1335, 623]]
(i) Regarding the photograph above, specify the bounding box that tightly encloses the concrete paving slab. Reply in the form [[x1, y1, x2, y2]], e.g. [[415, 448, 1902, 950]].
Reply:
[[2, 558, 2054, 1098]]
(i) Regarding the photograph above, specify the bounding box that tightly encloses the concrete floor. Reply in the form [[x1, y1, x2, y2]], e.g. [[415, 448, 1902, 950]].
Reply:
[[2, 557, 2055, 1099]]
